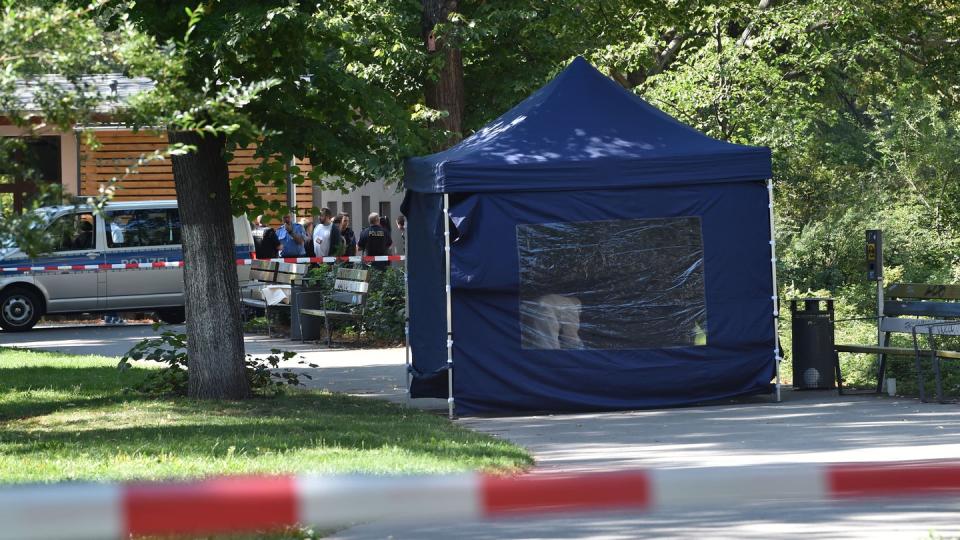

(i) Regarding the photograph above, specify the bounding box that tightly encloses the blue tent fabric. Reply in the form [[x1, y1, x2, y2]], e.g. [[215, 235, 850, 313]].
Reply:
[[405, 57, 771, 194], [403, 57, 776, 415]]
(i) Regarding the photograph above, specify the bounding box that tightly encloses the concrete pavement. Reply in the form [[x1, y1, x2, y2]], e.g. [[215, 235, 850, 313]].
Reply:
[[337, 392, 960, 540], [2, 323, 959, 538], [0, 321, 443, 407]]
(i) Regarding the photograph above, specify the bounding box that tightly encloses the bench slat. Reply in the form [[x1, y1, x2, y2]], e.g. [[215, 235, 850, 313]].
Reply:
[[337, 268, 368, 281], [335, 279, 369, 293], [252, 259, 277, 271], [879, 317, 960, 335], [300, 308, 356, 318], [330, 291, 364, 305], [887, 283, 960, 300], [884, 301, 960, 318], [835, 344, 960, 359], [277, 262, 308, 274], [250, 269, 276, 281]]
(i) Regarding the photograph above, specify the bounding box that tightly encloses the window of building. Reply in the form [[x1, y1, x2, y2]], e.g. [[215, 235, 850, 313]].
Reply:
[[342, 201, 353, 219], [0, 136, 62, 214], [328, 201, 338, 216], [378, 201, 392, 222], [361, 196, 370, 221], [105, 208, 181, 248]]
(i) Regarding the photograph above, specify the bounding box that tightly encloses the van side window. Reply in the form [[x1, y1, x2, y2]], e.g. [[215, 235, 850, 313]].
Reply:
[[105, 209, 181, 248], [50, 213, 96, 252]]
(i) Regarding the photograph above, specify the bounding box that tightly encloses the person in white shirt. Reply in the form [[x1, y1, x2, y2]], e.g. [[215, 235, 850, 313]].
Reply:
[[312, 207, 334, 257]]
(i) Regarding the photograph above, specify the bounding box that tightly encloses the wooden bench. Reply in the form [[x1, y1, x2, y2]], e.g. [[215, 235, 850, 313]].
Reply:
[[297, 266, 370, 346], [834, 283, 960, 402], [240, 259, 309, 334]]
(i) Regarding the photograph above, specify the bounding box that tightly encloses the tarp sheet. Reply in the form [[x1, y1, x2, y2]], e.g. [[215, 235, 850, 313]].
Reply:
[[407, 184, 775, 414]]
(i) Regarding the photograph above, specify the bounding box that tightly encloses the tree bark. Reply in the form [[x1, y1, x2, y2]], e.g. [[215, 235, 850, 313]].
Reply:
[[168, 130, 250, 400], [611, 30, 690, 89], [737, 0, 774, 47], [422, 0, 464, 146]]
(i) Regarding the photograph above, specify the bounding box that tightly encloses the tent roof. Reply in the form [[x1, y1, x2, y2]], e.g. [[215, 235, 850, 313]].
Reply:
[[404, 57, 771, 193]]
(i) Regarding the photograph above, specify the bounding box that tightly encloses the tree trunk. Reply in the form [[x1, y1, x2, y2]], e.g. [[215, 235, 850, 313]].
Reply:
[[168, 130, 250, 400], [422, 0, 465, 146]]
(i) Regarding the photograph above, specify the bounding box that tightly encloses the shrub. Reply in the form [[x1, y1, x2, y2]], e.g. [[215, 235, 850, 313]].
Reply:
[[302, 263, 406, 344], [364, 267, 406, 342], [117, 325, 316, 396]]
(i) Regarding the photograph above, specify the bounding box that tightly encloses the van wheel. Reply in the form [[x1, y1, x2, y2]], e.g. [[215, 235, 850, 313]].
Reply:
[[156, 307, 186, 325], [0, 287, 43, 332]]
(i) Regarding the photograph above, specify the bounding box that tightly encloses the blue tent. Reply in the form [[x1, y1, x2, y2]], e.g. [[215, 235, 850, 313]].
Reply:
[[402, 57, 778, 416]]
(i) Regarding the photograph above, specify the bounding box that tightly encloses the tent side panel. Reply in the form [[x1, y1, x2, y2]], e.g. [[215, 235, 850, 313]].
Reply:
[[402, 191, 450, 398], [447, 182, 775, 414]]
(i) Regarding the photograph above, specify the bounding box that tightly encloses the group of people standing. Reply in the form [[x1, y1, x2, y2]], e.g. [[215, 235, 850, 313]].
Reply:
[[253, 209, 405, 269]]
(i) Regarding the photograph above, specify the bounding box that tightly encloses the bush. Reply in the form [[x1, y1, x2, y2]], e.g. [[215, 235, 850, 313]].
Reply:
[[364, 267, 406, 342], [302, 263, 406, 345], [117, 325, 316, 396]]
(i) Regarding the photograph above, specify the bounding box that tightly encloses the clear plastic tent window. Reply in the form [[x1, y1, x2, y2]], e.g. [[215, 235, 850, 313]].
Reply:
[[518, 217, 708, 350]]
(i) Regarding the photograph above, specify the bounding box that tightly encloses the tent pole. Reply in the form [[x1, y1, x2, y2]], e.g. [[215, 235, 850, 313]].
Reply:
[[443, 194, 455, 418], [767, 179, 782, 403], [404, 256, 411, 400]]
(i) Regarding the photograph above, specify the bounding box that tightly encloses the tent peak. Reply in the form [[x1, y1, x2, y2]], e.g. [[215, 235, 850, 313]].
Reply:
[[405, 58, 772, 193]]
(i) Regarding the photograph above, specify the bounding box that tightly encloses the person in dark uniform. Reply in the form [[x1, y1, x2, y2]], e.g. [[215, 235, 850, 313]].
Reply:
[[357, 212, 392, 270]]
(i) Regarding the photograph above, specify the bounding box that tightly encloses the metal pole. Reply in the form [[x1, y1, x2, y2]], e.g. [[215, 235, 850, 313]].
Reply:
[[443, 194, 454, 418], [877, 279, 884, 345], [74, 129, 82, 198], [404, 233, 411, 398], [286, 157, 297, 211], [877, 276, 885, 390], [767, 179, 782, 402]]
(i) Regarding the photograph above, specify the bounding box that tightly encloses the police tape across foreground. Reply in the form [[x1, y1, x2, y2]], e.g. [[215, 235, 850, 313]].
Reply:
[[0, 460, 959, 540], [0, 255, 405, 274]]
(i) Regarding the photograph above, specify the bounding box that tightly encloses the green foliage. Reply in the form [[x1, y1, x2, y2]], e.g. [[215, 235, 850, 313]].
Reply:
[[5, 1, 960, 395], [0, 1, 180, 254], [122, 0, 431, 220], [117, 327, 317, 396], [0, 1, 171, 128], [365, 267, 407, 342], [303, 262, 338, 290], [303, 264, 406, 344]]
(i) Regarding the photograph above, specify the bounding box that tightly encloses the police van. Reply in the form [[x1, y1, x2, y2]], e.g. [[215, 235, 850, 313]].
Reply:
[[0, 200, 254, 332]]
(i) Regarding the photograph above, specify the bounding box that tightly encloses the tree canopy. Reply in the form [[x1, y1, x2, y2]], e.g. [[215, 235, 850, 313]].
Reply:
[[448, 0, 960, 300], [2, 0, 959, 392]]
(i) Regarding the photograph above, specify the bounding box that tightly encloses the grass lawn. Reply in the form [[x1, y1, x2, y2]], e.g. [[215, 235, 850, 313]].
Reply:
[[0, 347, 532, 484]]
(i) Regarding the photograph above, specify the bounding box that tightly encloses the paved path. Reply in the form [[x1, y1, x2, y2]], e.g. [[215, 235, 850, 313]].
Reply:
[[0, 322, 443, 407], [338, 392, 960, 540], [3, 323, 959, 539]]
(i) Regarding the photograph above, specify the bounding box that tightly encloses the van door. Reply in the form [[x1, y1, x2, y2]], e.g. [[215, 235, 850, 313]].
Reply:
[[103, 207, 184, 310], [233, 214, 255, 283], [34, 211, 105, 313]]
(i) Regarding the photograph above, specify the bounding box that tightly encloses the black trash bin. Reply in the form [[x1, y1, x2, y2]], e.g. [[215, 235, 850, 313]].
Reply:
[[290, 282, 325, 341], [791, 298, 836, 389]]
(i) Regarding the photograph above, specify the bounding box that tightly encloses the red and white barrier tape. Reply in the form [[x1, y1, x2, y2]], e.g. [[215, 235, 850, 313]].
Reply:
[[0, 255, 404, 274], [1, 461, 959, 540]]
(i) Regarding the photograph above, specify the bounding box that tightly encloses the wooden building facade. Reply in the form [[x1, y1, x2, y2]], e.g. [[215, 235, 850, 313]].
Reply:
[[79, 129, 314, 211]]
